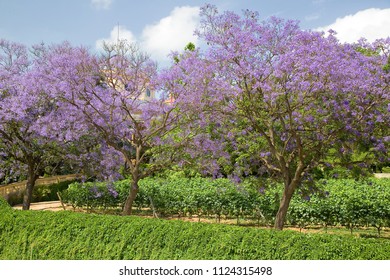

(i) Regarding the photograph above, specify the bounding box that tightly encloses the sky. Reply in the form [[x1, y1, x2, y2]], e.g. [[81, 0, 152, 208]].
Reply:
[[1, 0, 390, 67]]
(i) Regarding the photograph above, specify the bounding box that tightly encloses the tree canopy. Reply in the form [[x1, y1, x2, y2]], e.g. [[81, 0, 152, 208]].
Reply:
[[162, 5, 390, 229]]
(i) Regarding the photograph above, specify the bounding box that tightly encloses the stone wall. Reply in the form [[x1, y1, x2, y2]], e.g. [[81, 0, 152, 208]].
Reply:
[[0, 174, 81, 198]]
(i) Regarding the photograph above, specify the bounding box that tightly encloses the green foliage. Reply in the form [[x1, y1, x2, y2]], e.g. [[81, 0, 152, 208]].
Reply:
[[1, 206, 389, 260], [0, 196, 11, 210], [61, 177, 390, 232], [34, 180, 75, 202], [156, 177, 390, 233], [61, 180, 130, 210], [62, 177, 279, 223], [287, 179, 390, 234], [139, 177, 256, 219], [355, 46, 381, 57], [184, 42, 196, 51]]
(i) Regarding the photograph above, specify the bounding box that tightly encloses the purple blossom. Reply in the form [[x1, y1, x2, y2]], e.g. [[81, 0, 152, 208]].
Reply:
[[259, 187, 266, 195], [324, 191, 330, 197], [230, 174, 241, 184], [107, 185, 118, 198], [260, 152, 271, 157]]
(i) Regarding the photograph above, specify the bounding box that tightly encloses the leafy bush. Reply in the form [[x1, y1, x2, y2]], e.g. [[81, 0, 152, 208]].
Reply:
[[61, 180, 130, 210], [60, 177, 390, 231], [33, 180, 75, 202], [0, 196, 11, 210], [1, 207, 389, 260], [3, 188, 24, 206], [138, 177, 256, 220]]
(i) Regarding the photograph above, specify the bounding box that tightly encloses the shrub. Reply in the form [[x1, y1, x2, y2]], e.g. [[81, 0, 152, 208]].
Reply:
[[0, 196, 11, 210], [60, 177, 390, 231], [61, 180, 130, 210], [0, 207, 389, 260], [33, 180, 75, 202]]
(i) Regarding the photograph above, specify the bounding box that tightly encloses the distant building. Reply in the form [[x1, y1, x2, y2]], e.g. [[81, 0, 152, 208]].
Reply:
[[97, 53, 177, 108], [98, 54, 156, 102]]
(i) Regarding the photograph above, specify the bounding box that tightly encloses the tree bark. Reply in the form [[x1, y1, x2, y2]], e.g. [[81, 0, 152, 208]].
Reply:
[[22, 163, 39, 210], [274, 185, 295, 230], [274, 161, 306, 230], [122, 179, 139, 215]]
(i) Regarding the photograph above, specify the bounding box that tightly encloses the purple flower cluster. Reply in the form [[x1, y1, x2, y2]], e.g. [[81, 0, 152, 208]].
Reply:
[[90, 186, 103, 199], [107, 183, 119, 198]]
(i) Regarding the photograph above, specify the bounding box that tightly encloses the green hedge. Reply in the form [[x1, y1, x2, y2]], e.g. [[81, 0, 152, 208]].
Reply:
[[61, 177, 390, 232], [0, 196, 11, 210], [61, 177, 280, 223], [287, 179, 390, 234], [60, 180, 129, 210], [0, 206, 389, 260]]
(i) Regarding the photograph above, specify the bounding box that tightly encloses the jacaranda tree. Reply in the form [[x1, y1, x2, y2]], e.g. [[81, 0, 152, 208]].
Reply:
[[0, 40, 74, 209], [163, 5, 390, 230], [38, 41, 182, 215]]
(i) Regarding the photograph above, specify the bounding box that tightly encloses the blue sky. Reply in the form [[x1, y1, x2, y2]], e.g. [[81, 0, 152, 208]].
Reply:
[[1, 0, 389, 66]]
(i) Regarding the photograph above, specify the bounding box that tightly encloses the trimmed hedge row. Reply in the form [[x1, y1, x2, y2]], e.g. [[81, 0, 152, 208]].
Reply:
[[61, 177, 390, 231], [0, 204, 389, 260], [62, 177, 279, 223], [288, 179, 390, 234]]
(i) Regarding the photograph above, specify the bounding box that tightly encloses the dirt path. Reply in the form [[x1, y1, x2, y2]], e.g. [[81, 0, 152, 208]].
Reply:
[[12, 201, 67, 211]]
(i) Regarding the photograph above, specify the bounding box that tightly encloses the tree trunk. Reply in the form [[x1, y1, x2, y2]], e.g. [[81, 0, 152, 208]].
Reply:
[[274, 185, 295, 230], [274, 162, 306, 230], [22, 164, 39, 210], [122, 179, 139, 215]]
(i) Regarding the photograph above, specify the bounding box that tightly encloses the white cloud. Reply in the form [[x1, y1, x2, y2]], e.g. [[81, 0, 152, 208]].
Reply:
[[95, 6, 200, 65], [316, 8, 390, 43], [91, 0, 113, 10], [95, 25, 136, 49], [140, 6, 200, 62]]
